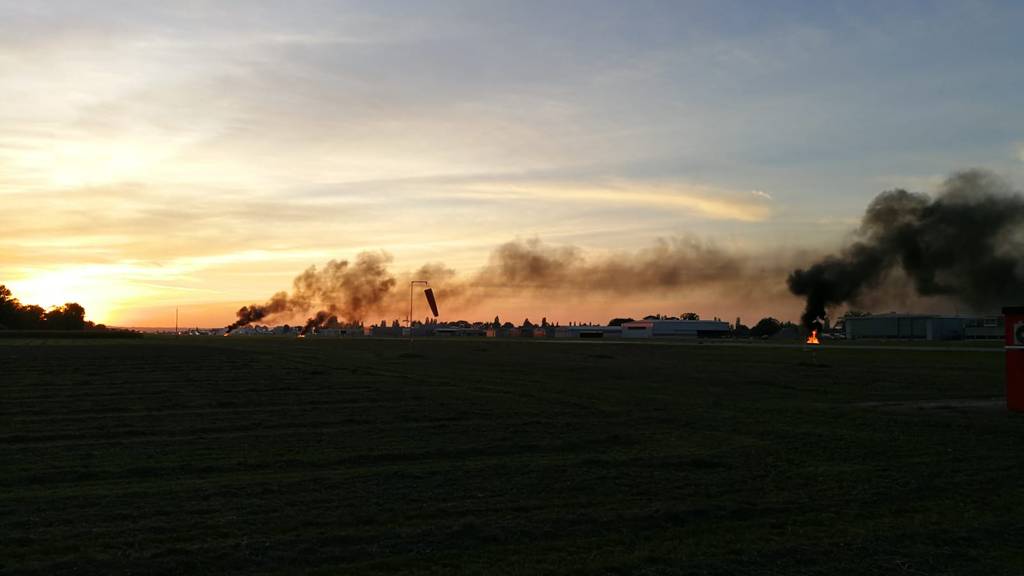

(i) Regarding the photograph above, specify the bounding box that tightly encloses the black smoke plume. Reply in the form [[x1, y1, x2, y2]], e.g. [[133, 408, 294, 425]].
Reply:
[[226, 252, 396, 332], [788, 169, 1024, 330], [225, 292, 289, 332]]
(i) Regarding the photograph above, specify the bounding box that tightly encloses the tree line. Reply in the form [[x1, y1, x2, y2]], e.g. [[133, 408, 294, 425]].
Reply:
[[0, 285, 98, 330]]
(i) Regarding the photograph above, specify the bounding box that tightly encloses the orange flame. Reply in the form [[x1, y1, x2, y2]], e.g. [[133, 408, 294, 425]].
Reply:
[[806, 329, 820, 345]]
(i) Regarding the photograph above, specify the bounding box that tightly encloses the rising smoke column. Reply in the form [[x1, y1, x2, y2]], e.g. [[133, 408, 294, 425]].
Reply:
[[788, 169, 1024, 329], [226, 292, 289, 332], [291, 252, 396, 331], [226, 251, 396, 332]]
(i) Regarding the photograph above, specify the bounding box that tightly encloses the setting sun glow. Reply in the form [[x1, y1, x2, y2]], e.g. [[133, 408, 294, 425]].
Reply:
[[6, 267, 139, 324]]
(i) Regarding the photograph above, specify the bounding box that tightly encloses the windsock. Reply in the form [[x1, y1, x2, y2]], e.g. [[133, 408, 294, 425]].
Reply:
[[423, 288, 439, 317]]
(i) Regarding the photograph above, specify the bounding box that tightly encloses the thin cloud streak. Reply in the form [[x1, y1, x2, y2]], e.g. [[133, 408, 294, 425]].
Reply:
[[455, 181, 772, 222]]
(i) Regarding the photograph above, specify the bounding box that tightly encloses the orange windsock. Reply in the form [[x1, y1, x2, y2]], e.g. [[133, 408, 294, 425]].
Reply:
[[424, 288, 439, 317]]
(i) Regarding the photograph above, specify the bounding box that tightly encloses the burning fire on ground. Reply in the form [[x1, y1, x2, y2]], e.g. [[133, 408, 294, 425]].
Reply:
[[805, 329, 820, 345]]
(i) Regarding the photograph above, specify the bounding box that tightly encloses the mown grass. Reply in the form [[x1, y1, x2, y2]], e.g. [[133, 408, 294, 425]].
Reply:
[[2, 337, 1022, 575]]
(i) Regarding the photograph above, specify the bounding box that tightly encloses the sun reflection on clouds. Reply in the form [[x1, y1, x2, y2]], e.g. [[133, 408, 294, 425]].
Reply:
[[0, 127, 195, 192], [47, 140, 165, 188]]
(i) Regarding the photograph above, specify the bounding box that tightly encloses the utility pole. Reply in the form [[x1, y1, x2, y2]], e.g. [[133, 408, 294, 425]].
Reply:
[[408, 280, 429, 342], [175, 307, 179, 337]]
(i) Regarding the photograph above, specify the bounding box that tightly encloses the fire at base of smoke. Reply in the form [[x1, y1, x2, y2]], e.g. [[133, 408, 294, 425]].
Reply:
[[789, 169, 1024, 330]]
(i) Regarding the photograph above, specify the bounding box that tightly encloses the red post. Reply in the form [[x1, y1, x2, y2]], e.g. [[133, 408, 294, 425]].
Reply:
[[1004, 306, 1024, 412]]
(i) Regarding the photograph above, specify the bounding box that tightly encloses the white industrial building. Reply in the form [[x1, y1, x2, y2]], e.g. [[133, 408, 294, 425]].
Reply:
[[554, 325, 623, 338], [620, 319, 731, 338]]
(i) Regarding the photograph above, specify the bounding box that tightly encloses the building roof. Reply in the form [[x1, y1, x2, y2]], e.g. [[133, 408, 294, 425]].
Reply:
[[845, 313, 971, 320]]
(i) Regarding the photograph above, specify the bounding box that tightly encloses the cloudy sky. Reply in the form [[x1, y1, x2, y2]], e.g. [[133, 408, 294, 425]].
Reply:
[[1, 1, 1022, 326]]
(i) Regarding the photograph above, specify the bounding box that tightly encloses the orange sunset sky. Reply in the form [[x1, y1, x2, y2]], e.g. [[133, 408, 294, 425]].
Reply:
[[2, 2, 1022, 327]]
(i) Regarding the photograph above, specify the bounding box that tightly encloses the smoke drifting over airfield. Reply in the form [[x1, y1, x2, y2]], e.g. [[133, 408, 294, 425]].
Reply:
[[226, 169, 1024, 333], [789, 170, 1024, 330], [226, 236, 774, 331], [477, 237, 743, 292]]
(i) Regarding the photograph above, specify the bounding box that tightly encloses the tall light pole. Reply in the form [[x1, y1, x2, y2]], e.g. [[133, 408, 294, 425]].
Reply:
[[409, 280, 429, 341]]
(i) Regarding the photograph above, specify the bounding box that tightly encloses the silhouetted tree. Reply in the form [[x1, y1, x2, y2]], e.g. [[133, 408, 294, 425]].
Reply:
[[0, 285, 16, 329], [44, 303, 87, 330], [750, 317, 783, 338], [17, 305, 46, 329], [608, 317, 635, 326], [0, 286, 93, 330], [493, 315, 501, 328], [680, 312, 700, 320]]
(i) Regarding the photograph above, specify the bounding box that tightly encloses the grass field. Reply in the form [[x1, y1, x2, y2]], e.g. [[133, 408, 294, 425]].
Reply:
[[3, 337, 1023, 575]]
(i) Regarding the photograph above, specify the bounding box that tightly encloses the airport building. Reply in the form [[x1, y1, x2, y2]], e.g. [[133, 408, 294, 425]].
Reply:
[[310, 327, 366, 337], [842, 314, 967, 340], [620, 319, 731, 338], [964, 316, 1004, 339], [434, 327, 488, 337], [554, 325, 623, 338]]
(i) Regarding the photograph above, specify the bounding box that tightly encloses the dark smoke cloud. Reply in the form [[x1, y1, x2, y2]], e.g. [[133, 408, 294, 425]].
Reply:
[[226, 292, 288, 332], [226, 252, 396, 332], [475, 237, 744, 293], [382, 237, 758, 316], [788, 169, 1024, 329]]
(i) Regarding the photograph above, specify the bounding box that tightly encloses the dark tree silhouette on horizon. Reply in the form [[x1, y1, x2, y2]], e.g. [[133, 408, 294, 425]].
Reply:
[[0, 285, 92, 330], [750, 317, 782, 338]]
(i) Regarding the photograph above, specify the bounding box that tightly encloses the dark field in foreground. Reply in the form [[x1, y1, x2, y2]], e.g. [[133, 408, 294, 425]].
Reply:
[[2, 338, 1022, 575]]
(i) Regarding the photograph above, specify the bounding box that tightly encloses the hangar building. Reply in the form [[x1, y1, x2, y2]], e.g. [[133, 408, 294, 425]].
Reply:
[[842, 314, 966, 340]]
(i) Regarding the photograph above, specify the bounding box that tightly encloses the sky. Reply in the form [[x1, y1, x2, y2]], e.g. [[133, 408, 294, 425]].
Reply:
[[1, 0, 1022, 327]]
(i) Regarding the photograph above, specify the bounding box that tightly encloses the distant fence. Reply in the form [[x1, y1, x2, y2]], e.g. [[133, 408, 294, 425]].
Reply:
[[0, 330, 143, 339]]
